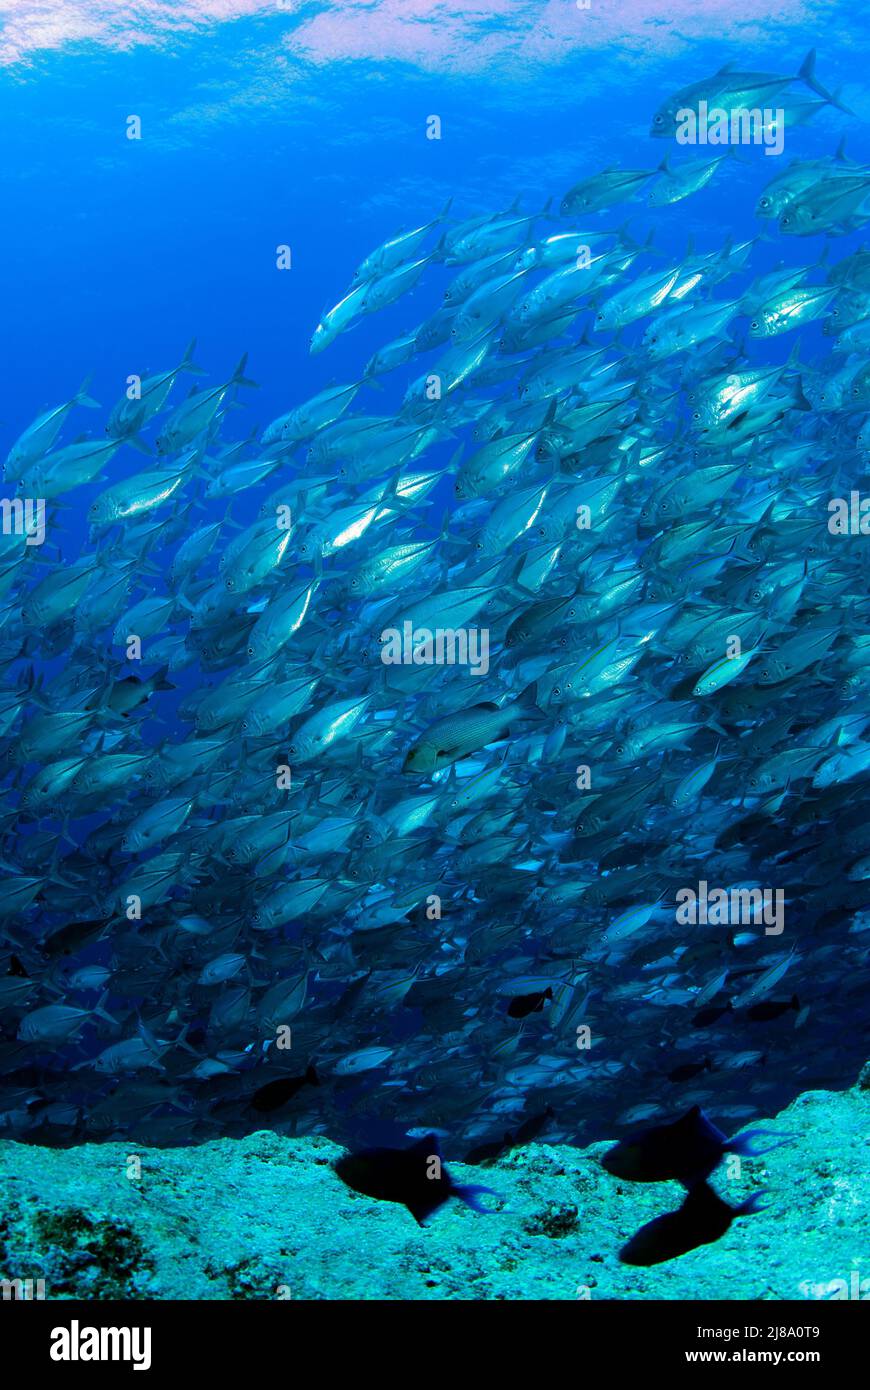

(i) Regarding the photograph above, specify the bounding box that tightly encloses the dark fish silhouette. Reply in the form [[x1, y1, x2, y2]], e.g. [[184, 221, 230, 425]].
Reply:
[[250, 1063, 320, 1113], [41, 919, 109, 959], [620, 1182, 766, 1265], [335, 1133, 498, 1224], [667, 1056, 714, 1083], [691, 1002, 733, 1028], [464, 1133, 510, 1165], [602, 1105, 793, 1187], [507, 986, 553, 1019], [464, 1105, 555, 1165], [746, 993, 801, 1022]]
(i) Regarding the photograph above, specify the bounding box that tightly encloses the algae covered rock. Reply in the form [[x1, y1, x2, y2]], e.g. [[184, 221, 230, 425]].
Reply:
[[0, 1076, 866, 1300]]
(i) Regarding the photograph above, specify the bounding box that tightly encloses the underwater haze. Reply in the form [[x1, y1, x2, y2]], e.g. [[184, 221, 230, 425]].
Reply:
[[2, 0, 870, 1283]]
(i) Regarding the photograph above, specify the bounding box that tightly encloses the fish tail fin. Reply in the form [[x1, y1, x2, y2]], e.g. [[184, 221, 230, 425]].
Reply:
[[453, 1182, 501, 1213], [75, 375, 101, 409], [180, 337, 207, 376], [518, 680, 541, 710], [93, 989, 119, 1028], [175, 1022, 198, 1056], [231, 353, 260, 389], [798, 49, 854, 113], [726, 1128, 798, 1159]]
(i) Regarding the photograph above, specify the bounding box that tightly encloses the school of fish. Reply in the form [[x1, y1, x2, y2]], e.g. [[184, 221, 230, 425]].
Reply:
[[2, 50, 870, 1164]]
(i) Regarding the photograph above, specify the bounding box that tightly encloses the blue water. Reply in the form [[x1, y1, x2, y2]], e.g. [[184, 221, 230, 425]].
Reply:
[[2, 7, 862, 464]]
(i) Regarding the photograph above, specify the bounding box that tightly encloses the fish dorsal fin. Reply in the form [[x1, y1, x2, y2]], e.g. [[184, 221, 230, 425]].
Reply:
[[716, 60, 739, 74]]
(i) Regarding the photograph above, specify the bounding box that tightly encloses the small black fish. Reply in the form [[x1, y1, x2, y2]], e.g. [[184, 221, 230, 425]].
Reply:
[[602, 1105, 792, 1187], [667, 1056, 714, 1084], [464, 1132, 511, 1165], [464, 1106, 554, 1164], [513, 1104, 555, 1146], [108, 667, 176, 716], [41, 919, 109, 959], [507, 986, 553, 1019], [746, 993, 801, 1022], [620, 1182, 765, 1266], [335, 1133, 497, 1225], [691, 1001, 733, 1028], [250, 1063, 320, 1113]]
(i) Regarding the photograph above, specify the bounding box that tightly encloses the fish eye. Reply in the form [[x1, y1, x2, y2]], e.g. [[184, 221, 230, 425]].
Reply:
[[553, 685, 561, 696], [654, 115, 663, 125], [759, 197, 770, 209], [693, 412, 701, 420], [751, 321, 759, 330], [225, 577, 234, 590]]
